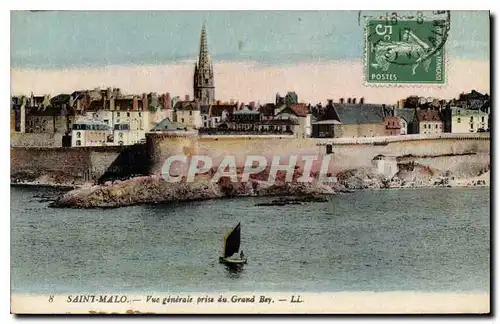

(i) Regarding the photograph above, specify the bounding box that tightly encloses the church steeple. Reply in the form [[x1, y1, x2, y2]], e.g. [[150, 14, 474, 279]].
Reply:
[[193, 23, 215, 105], [198, 23, 209, 67]]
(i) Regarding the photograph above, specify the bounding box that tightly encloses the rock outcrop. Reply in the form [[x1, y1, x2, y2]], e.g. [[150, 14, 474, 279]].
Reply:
[[52, 176, 225, 208], [51, 174, 337, 209]]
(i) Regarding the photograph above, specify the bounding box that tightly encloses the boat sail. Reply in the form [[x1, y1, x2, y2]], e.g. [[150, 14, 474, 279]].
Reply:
[[219, 222, 247, 265]]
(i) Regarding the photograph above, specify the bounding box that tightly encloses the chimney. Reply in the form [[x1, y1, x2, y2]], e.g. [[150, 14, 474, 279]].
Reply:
[[327, 99, 333, 105], [340, 98, 345, 104], [360, 97, 365, 104], [347, 98, 352, 104], [216, 100, 221, 105], [352, 98, 357, 104], [185, 94, 190, 101], [133, 97, 139, 110], [165, 93, 171, 109], [107, 87, 112, 99], [142, 93, 148, 111]]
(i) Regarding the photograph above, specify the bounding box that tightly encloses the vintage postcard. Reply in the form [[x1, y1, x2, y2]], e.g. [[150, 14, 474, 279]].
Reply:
[[10, 10, 490, 314]]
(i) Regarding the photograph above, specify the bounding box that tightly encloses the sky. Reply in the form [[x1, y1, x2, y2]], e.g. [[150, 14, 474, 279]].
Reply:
[[10, 10, 490, 103]]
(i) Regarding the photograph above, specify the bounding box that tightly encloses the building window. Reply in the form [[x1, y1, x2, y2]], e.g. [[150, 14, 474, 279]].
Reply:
[[127, 112, 130, 117], [470, 116, 474, 123], [76, 131, 81, 138], [117, 119, 120, 123], [76, 140, 81, 146], [482, 116, 485, 123], [457, 117, 461, 123], [181, 118, 185, 123], [139, 112, 142, 117], [424, 124, 427, 129], [104, 119, 109, 125], [189, 111, 192, 116], [435, 124, 438, 129], [117, 112, 120, 117], [204, 122, 207, 127], [119, 132, 123, 138]]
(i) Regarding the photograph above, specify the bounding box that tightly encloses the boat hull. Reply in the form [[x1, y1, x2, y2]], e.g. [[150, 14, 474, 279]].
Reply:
[[219, 257, 247, 265]]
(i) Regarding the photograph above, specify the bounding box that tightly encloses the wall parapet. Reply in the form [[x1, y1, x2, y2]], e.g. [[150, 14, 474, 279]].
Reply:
[[199, 134, 296, 139], [10, 146, 127, 153], [316, 133, 490, 146]]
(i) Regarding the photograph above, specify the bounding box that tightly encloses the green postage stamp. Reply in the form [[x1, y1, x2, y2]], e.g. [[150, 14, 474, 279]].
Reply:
[[365, 12, 450, 85]]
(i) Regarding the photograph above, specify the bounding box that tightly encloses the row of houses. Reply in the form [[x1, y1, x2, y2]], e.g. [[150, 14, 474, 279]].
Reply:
[[11, 90, 314, 147], [172, 93, 311, 137], [11, 89, 491, 148], [11, 88, 176, 146], [397, 90, 491, 111], [311, 99, 490, 138]]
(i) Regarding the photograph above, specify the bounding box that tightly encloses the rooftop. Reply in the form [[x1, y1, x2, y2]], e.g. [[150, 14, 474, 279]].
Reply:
[[334, 104, 388, 124], [233, 106, 260, 115], [150, 118, 188, 132]]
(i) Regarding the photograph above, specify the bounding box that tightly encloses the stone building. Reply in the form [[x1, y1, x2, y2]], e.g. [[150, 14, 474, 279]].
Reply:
[[416, 109, 443, 135], [447, 107, 489, 133], [200, 102, 236, 128], [384, 115, 403, 136], [71, 118, 113, 147], [311, 99, 389, 138], [173, 99, 202, 129], [394, 108, 418, 135], [21, 93, 69, 134], [383, 108, 418, 135], [274, 103, 311, 138]]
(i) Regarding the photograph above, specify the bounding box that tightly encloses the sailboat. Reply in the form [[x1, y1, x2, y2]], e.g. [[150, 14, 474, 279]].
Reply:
[[219, 222, 247, 265]]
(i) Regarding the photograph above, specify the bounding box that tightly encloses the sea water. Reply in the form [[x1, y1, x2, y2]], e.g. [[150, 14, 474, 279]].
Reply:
[[10, 186, 490, 294]]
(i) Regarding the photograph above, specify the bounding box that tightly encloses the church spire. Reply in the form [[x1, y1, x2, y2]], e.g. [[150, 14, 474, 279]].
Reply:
[[198, 22, 210, 68], [193, 22, 215, 105]]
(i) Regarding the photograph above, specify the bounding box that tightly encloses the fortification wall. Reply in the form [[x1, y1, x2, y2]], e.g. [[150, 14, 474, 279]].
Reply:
[[10, 146, 128, 184], [325, 137, 490, 174], [11, 133, 64, 147], [11, 133, 490, 185], [148, 133, 490, 176]]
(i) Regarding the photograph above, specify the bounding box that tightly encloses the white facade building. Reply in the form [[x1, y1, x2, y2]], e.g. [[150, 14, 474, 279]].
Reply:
[[450, 107, 489, 133], [85, 108, 156, 145]]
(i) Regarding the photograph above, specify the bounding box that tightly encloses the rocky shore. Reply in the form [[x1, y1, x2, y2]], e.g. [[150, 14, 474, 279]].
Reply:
[[47, 164, 490, 209], [49, 175, 338, 208]]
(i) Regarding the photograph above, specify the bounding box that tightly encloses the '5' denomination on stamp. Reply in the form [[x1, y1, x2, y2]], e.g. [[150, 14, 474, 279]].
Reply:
[[365, 11, 450, 85]]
